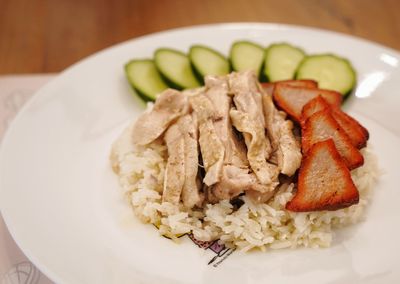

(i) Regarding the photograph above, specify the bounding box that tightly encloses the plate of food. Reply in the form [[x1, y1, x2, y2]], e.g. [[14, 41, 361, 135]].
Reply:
[[0, 23, 399, 284]]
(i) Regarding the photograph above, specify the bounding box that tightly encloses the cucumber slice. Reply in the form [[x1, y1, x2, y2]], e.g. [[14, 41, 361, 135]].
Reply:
[[154, 48, 201, 89], [264, 43, 305, 82], [295, 54, 356, 95], [189, 45, 230, 80], [124, 59, 169, 101], [229, 41, 265, 77]]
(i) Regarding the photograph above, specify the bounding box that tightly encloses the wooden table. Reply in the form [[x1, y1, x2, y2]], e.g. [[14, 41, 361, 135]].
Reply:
[[1, 0, 399, 74]]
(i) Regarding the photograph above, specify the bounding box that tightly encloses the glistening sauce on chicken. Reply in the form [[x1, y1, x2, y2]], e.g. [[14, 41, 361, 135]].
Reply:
[[110, 71, 379, 251]]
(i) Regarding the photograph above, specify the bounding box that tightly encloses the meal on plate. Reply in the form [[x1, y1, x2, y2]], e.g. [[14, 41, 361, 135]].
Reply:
[[110, 41, 379, 252]]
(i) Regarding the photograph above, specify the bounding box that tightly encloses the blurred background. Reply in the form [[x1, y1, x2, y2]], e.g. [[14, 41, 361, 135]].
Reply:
[[0, 0, 399, 74]]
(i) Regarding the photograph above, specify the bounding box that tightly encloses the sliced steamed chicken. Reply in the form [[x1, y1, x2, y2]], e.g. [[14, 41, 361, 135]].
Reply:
[[228, 71, 279, 187], [189, 94, 225, 187], [262, 87, 302, 177], [162, 114, 203, 208], [132, 89, 189, 145], [191, 75, 272, 201], [179, 114, 204, 208], [162, 122, 186, 204]]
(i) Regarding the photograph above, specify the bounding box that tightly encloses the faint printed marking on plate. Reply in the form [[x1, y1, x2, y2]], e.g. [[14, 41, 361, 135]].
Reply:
[[1, 262, 40, 284], [188, 234, 235, 267]]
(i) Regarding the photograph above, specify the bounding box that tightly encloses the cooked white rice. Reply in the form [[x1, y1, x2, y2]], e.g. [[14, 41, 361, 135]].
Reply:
[[111, 122, 380, 252]]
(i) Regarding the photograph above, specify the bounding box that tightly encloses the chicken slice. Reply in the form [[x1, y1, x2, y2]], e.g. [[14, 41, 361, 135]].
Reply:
[[190, 94, 225, 186], [212, 165, 276, 200], [204, 76, 248, 166], [162, 123, 185, 205], [286, 139, 359, 212], [132, 89, 189, 145], [278, 121, 302, 175], [228, 71, 272, 157], [263, 92, 302, 176], [230, 109, 279, 185], [197, 75, 273, 201], [262, 90, 285, 155], [179, 114, 203, 208], [228, 71, 279, 186], [246, 189, 277, 203], [228, 71, 265, 124]]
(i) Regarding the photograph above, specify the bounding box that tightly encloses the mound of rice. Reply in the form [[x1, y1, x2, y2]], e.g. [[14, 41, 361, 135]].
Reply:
[[111, 122, 380, 252]]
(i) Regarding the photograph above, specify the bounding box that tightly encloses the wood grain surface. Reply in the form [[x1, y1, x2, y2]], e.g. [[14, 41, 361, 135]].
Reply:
[[0, 0, 399, 74]]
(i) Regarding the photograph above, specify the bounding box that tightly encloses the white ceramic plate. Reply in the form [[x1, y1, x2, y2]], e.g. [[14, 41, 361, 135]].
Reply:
[[1, 23, 400, 284]]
